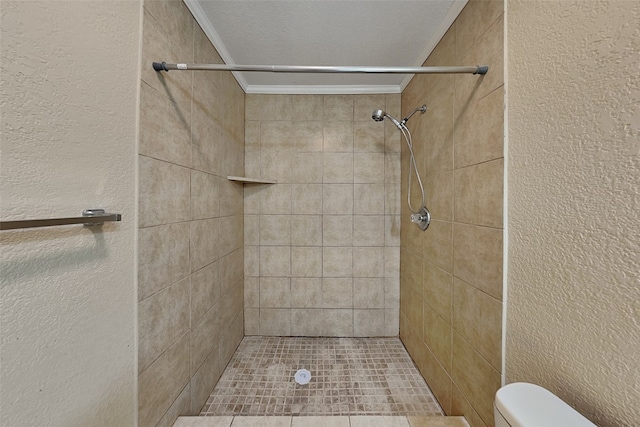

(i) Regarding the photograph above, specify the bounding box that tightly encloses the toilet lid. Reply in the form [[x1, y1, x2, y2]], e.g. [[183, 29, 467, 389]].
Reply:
[[495, 383, 597, 427]]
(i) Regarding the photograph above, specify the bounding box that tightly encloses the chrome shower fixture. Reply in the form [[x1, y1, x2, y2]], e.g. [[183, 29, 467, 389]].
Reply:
[[372, 104, 430, 231], [371, 105, 426, 130]]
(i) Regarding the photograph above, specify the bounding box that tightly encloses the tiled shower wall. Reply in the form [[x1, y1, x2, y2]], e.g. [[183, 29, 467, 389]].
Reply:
[[399, 1, 504, 427], [243, 94, 402, 337], [137, 1, 245, 426]]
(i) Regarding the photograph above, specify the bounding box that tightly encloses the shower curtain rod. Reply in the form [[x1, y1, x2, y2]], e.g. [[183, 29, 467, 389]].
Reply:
[[152, 62, 489, 75]]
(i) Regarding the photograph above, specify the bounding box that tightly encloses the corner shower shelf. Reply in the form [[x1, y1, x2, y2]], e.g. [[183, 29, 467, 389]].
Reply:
[[226, 176, 277, 184]]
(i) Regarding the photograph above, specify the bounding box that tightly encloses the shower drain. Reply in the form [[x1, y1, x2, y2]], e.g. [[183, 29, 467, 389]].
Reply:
[[294, 369, 311, 385]]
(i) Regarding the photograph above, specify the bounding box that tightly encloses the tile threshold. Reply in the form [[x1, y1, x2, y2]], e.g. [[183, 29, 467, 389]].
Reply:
[[173, 415, 470, 427]]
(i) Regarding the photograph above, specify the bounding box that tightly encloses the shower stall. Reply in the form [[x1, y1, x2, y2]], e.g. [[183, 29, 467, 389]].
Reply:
[[136, 1, 505, 426]]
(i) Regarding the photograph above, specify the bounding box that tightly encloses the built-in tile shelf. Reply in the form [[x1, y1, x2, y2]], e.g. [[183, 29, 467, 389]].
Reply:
[[226, 176, 277, 184]]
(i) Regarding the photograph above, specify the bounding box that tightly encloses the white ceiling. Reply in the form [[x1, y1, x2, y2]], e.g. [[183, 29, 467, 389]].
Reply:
[[185, 0, 468, 94]]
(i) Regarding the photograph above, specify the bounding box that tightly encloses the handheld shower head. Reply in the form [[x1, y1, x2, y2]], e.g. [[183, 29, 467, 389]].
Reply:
[[371, 109, 402, 129]]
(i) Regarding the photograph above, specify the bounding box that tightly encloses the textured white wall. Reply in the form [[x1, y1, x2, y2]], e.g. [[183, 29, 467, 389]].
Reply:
[[0, 1, 141, 426], [506, 1, 640, 426]]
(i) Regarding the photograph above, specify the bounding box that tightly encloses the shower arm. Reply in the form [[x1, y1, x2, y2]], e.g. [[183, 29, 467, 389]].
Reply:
[[152, 62, 489, 75]]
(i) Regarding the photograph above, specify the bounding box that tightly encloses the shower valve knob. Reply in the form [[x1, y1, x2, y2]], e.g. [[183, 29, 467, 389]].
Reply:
[[410, 208, 431, 231]]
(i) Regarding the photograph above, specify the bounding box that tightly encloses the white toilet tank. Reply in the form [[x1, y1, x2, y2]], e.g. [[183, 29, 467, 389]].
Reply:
[[494, 383, 597, 427]]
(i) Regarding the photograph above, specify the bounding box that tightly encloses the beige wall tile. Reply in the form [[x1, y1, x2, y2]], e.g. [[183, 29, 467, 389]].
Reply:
[[291, 309, 323, 336], [452, 278, 502, 371], [452, 333, 500, 426], [219, 179, 243, 217], [453, 88, 504, 169], [323, 122, 354, 152], [191, 261, 220, 324], [220, 249, 243, 294], [292, 184, 323, 214], [353, 278, 385, 309], [324, 95, 354, 121], [261, 184, 292, 214], [425, 171, 453, 221], [191, 305, 221, 376], [190, 346, 221, 414], [323, 215, 353, 247], [155, 383, 191, 427], [190, 218, 219, 272], [259, 215, 291, 246], [384, 308, 400, 336], [291, 246, 323, 277], [139, 82, 192, 168], [138, 332, 190, 427], [139, 155, 191, 227], [244, 152, 261, 180], [323, 309, 354, 336], [323, 152, 354, 183], [138, 222, 190, 301], [451, 384, 486, 427], [454, 159, 503, 228], [140, 9, 193, 113], [261, 121, 293, 152], [423, 303, 452, 374], [455, 17, 504, 112], [355, 184, 385, 214], [244, 277, 259, 308], [424, 83, 454, 175], [385, 277, 400, 308], [262, 151, 292, 183], [354, 153, 385, 183], [292, 122, 324, 152], [262, 95, 292, 120], [385, 215, 401, 246], [291, 278, 323, 308], [260, 277, 291, 308], [244, 246, 260, 277], [138, 277, 190, 374], [244, 215, 260, 246], [292, 95, 324, 121], [423, 262, 453, 324], [401, 249, 424, 297], [291, 152, 323, 183], [417, 341, 452, 414], [322, 278, 353, 308], [385, 152, 401, 184], [354, 122, 385, 152], [406, 290, 423, 339], [244, 308, 259, 335], [323, 184, 354, 214], [353, 215, 385, 247], [245, 95, 262, 120], [353, 247, 384, 278], [323, 247, 353, 277], [259, 246, 291, 277], [455, 0, 503, 62], [245, 121, 261, 152], [260, 309, 291, 336], [452, 224, 502, 300], [191, 170, 219, 220], [291, 215, 322, 246], [191, 104, 223, 175], [423, 220, 453, 272], [354, 309, 386, 337]]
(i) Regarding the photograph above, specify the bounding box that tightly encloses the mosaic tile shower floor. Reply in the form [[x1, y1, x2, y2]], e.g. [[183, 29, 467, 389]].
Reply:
[[200, 337, 443, 417]]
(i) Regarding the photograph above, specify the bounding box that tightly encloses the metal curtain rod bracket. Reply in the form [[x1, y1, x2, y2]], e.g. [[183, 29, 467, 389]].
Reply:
[[0, 209, 122, 231], [152, 62, 489, 75]]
